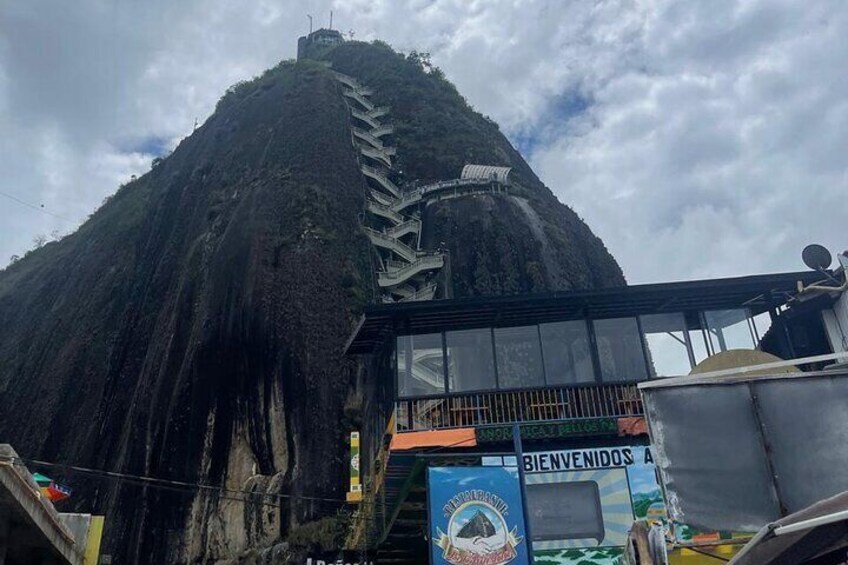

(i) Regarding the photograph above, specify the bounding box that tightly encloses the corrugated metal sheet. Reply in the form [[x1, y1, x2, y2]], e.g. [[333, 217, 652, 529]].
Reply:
[[640, 370, 848, 533], [460, 164, 512, 184]]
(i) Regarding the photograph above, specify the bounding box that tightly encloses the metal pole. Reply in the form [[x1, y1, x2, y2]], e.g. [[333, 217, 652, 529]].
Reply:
[[512, 424, 534, 564]]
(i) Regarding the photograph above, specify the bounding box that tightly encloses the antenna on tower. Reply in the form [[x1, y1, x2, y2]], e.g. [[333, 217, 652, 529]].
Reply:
[[329, 11, 333, 30], [307, 14, 313, 33]]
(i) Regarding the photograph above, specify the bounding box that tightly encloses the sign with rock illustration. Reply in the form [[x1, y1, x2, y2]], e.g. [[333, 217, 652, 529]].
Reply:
[[428, 466, 528, 565]]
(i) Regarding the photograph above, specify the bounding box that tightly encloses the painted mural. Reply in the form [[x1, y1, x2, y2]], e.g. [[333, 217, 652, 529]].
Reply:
[[521, 446, 656, 564], [476, 447, 745, 564]]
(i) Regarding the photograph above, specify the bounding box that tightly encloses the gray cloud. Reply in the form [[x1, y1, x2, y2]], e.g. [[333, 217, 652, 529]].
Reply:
[[1, 0, 844, 283], [530, 0, 847, 281]]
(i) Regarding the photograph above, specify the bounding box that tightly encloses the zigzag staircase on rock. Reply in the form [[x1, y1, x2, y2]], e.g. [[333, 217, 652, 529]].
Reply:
[[331, 70, 513, 303]]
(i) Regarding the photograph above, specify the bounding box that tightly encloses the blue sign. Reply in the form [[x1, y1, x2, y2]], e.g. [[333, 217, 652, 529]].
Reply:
[[428, 466, 528, 565]]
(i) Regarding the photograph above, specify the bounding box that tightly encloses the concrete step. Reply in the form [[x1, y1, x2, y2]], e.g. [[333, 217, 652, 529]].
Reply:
[[392, 189, 422, 211], [358, 144, 394, 168], [399, 282, 438, 302], [331, 71, 359, 89], [343, 89, 374, 111], [361, 165, 400, 198], [368, 188, 394, 207], [379, 255, 444, 287], [366, 200, 404, 225], [371, 123, 394, 138], [385, 219, 420, 239], [363, 227, 419, 262], [368, 106, 390, 119], [351, 109, 380, 129], [353, 127, 385, 149]]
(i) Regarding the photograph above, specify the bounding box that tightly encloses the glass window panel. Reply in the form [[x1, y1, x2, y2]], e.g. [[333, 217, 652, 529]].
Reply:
[[494, 326, 545, 389], [752, 312, 772, 349], [593, 317, 649, 382], [539, 321, 595, 384], [640, 313, 693, 378], [446, 328, 496, 393], [396, 333, 444, 398], [705, 309, 756, 352], [689, 327, 710, 365], [526, 481, 604, 542]]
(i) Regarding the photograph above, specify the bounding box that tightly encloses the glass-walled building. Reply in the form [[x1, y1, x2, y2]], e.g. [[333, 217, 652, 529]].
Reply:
[[344, 270, 839, 563], [396, 308, 767, 399]]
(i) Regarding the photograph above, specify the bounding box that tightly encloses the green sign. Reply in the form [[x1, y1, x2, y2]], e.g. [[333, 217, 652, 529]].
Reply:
[[476, 418, 618, 443]]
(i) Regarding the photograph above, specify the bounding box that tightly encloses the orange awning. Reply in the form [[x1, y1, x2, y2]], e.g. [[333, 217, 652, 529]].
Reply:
[[390, 428, 476, 451], [618, 416, 648, 436]]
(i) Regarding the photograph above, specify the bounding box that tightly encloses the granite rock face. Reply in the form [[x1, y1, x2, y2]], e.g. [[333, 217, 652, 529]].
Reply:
[[0, 41, 622, 564]]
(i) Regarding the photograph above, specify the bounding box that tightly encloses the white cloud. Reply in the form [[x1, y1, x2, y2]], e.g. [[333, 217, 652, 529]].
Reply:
[[526, 0, 848, 282], [1, 0, 845, 282]]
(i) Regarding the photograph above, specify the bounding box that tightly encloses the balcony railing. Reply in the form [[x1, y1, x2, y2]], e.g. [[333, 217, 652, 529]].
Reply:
[[395, 383, 644, 432]]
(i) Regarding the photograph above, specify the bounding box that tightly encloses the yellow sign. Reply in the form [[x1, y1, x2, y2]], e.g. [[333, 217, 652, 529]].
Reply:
[[347, 432, 362, 503], [83, 516, 105, 565]]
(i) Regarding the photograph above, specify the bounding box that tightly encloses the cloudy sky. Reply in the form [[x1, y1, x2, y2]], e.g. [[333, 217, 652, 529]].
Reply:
[[1, 0, 845, 282]]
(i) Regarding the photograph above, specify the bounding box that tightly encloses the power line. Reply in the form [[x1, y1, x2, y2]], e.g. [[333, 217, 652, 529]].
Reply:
[[0, 454, 353, 508], [0, 190, 76, 223]]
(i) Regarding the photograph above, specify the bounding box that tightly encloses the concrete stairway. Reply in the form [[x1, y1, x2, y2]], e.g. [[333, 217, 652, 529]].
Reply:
[[361, 165, 400, 198], [365, 200, 405, 224], [358, 145, 394, 168], [363, 227, 422, 262], [385, 219, 420, 239], [333, 69, 508, 303], [400, 282, 437, 302], [368, 188, 394, 207], [367, 106, 390, 119], [379, 255, 445, 288], [351, 108, 380, 129], [343, 89, 375, 111], [370, 124, 394, 138], [353, 127, 387, 149]]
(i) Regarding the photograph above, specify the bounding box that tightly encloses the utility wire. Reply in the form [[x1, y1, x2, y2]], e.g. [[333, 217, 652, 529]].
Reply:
[[0, 190, 76, 223], [0, 454, 355, 507]]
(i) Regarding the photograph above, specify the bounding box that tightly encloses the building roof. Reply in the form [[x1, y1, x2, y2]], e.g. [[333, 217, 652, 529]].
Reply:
[[345, 270, 826, 354], [460, 164, 512, 184]]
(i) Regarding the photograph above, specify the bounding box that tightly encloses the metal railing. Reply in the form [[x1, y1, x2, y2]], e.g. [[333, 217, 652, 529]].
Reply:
[[331, 70, 360, 89], [395, 383, 644, 431], [385, 219, 420, 239], [367, 106, 390, 119], [366, 200, 404, 224], [363, 227, 419, 262], [361, 165, 400, 197], [398, 283, 438, 302], [391, 179, 508, 211], [353, 127, 385, 149], [378, 255, 445, 287], [368, 188, 393, 207], [343, 89, 375, 111], [351, 108, 380, 129], [392, 189, 422, 211], [359, 144, 393, 167], [370, 124, 394, 137]]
